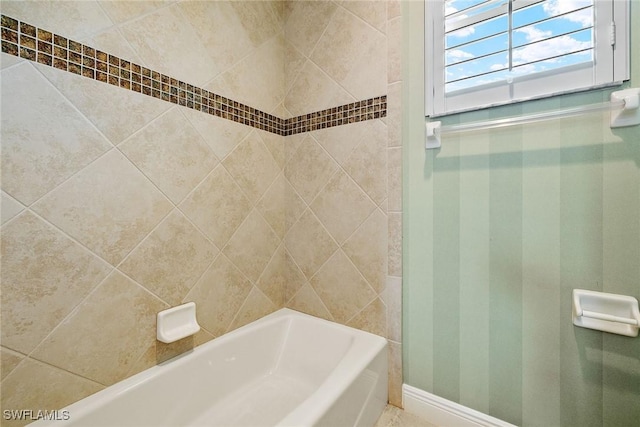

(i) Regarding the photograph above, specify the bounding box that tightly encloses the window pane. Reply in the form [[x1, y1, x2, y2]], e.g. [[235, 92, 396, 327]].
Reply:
[[445, 0, 492, 17], [513, 7, 593, 48], [512, 27, 593, 66], [446, 14, 508, 48], [446, 51, 509, 83], [446, 33, 509, 66], [445, 69, 510, 93]]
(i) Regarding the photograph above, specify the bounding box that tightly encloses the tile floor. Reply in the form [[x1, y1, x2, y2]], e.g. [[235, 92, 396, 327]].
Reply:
[[375, 405, 438, 427]]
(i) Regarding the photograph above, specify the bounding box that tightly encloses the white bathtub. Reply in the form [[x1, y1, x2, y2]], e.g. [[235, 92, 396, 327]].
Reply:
[[31, 308, 388, 427]]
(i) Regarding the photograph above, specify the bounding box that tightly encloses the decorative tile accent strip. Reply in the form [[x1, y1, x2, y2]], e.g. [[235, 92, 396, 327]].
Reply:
[[283, 96, 387, 136], [1, 15, 385, 136]]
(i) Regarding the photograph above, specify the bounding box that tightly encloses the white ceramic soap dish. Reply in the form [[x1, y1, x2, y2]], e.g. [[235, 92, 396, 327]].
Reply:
[[157, 302, 201, 343]]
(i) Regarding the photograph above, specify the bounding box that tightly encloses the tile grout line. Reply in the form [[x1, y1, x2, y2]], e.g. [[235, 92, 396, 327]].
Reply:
[[1, 14, 386, 138]]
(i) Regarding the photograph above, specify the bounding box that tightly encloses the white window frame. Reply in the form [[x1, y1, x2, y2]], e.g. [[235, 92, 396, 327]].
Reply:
[[425, 0, 630, 117]]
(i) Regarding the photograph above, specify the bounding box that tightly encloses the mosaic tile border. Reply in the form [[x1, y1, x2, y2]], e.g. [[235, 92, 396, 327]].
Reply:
[[1, 15, 386, 137]]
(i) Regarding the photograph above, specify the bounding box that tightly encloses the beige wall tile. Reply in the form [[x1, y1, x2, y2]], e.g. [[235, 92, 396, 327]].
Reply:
[[312, 121, 370, 166], [222, 131, 281, 205], [284, 0, 338, 57], [178, 0, 255, 74], [1, 63, 112, 205], [347, 297, 387, 337], [0, 347, 24, 381], [285, 40, 306, 94], [119, 210, 218, 306], [32, 150, 173, 266], [1, 191, 24, 225], [182, 108, 252, 162], [385, 276, 402, 342], [343, 120, 388, 206], [311, 7, 386, 100], [217, 35, 284, 114], [388, 147, 402, 212], [37, 63, 169, 145], [285, 209, 338, 279], [343, 209, 388, 294], [310, 250, 377, 323], [388, 341, 403, 407], [228, 287, 278, 332], [388, 16, 402, 84], [1, 52, 23, 69], [342, 0, 387, 33], [310, 170, 377, 244], [257, 174, 286, 239], [287, 283, 333, 321], [98, 1, 171, 25], [32, 271, 167, 386], [284, 134, 339, 204], [184, 254, 252, 337], [388, 212, 403, 277], [285, 60, 355, 116], [230, 1, 282, 47], [257, 244, 287, 307], [223, 209, 281, 284], [284, 249, 307, 303], [119, 108, 219, 204], [179, 165, 252, 248], [387, 82, 402, 147], [1, 359, 103, 427], [258, 129, 286, 169], [119, 5, 219, 87], [284, 177, 307, 233], [388, 0, 402, 20], [285, 132, 306, 164], [1, 212, 111, 354], [127, 336, 195, 376]]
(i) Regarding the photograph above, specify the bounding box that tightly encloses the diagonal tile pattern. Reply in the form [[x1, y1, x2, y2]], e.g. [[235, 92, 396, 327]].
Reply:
[[179, 165, 253, 248], [0, 212, 112, 354], [0, 62, 112, 205], [118, 210, 218, 306], [31, 271, 168, 386], [32, 149, 174, 266], [118, 108, 219, 204]]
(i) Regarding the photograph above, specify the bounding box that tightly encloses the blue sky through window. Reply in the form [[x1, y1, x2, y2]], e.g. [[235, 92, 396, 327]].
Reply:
[[444, 0, 594, 93]]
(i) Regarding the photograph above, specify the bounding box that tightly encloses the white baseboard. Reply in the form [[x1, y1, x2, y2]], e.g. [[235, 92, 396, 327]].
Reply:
[[402, 384, 517, 427]]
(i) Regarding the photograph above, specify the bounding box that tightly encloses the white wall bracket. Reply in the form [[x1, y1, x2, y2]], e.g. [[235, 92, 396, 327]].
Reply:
[[426, 121, 441, 149], [157, 302, 201, 343], [610, 87, 640, 128], [572, 289, 640, 337]]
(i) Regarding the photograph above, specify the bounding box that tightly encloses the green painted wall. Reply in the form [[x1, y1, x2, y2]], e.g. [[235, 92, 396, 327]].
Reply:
[[403, 1, 640, 426]]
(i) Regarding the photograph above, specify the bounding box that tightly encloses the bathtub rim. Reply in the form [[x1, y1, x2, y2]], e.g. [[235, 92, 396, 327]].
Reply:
[[29, 307, 388, 427]]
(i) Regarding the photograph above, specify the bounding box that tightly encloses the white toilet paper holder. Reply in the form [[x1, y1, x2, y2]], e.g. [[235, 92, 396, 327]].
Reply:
[[572, 289, 640, 337]]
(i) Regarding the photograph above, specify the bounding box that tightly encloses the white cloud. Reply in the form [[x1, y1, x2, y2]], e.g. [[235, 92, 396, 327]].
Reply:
[[447, 49, 475, 62], [513, 34, 591, 65], [515, 26, 552, 43], [446, 5, 476, 38], [543, 0, 593, 27]]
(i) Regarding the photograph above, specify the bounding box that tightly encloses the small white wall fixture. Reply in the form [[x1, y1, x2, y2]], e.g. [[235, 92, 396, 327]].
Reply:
[[610, 87, 640, 128], [572, 289, 640, 337], [156, 302, 201, 343]]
